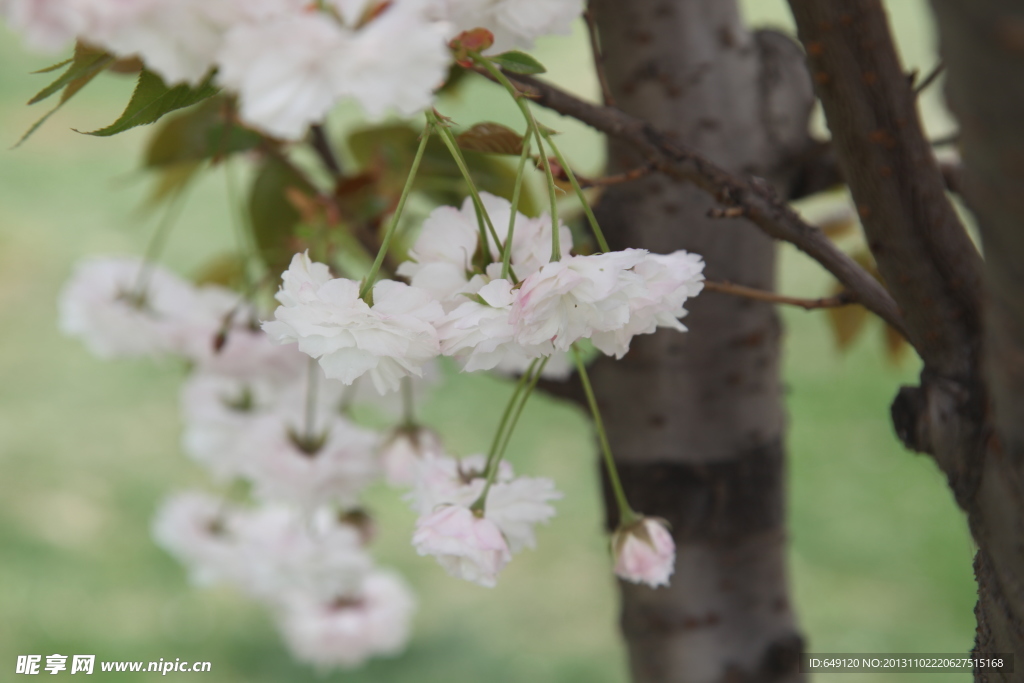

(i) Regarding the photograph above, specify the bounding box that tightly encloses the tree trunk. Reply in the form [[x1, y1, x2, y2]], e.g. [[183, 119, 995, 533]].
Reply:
[[927, 0, 1024, 677], [587, 1, 813, 681]]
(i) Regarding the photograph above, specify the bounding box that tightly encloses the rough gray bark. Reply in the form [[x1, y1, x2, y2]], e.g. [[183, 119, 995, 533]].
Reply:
[[587, 1, 812, 681], [927, 0, 1024, 677], [786, 1, 1024, 679]]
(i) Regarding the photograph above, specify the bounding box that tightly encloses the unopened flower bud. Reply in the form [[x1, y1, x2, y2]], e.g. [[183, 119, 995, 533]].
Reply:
[[612, 517, 675, 588]]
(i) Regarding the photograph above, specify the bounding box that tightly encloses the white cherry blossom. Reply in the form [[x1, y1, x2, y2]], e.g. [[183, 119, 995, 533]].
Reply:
[[59, 255, 202, 359], [423, 0, 583, 52], [151, 490, 243, 586], [510, 249, 647, 352], [277, 569, 416, 670], [217, 12, 351, 139], [263, 252, 443, 394], [590, 249, 705, 358], [412, 504, 511, 587]]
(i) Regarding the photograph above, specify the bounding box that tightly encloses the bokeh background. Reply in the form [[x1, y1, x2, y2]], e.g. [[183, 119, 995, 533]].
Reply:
[[0, 1, 977, 681]]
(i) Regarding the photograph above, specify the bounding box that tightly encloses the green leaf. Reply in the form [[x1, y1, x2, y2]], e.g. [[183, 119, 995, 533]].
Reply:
[[456, 122, 524, 156], [489, 51, 547, 75], [31, 56, 74, 75], [28, 47, 111, 105], [249, 155, 317, 276], [14, 46, 114, 147], [144, 97, 261, 168], [194, 253, 248, 289], [83, 69, 219, 137], [348, 123, 538, 216]]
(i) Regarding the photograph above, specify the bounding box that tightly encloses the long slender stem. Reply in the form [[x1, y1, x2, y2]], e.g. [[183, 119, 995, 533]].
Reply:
[[473, 56, 561, 262], [428, 110, 504, 255], [304, 356, 319, 442], [502, 134, 533, 281], [223, 158, 264, 287], [359, 120, 432, 300], [493, 357, 549, 464], [132, 180, 193, 300], [401, 376, 415, 428], [472, 358, 547, 513], [483, 359, 538, 472], [571, 346, 637, 524], [543, 130, 610, 253]]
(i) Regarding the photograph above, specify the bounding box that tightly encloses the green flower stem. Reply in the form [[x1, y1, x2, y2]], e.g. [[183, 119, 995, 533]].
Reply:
[[483, 358, 538, 473], [223, 158, 264, 287], [572, 345, 638, 525], [542, 130, 610, 254], [427, 110, 503, 256], [132, 178, 194, 301], [502, 133, 533, 281], [493, 356, 549, 464], [401, 376, 415, 429], [303, 356, 320, 442], [473, 55, 561, 262], [472, 357, 548, 513], [359, 119, 432, 301]]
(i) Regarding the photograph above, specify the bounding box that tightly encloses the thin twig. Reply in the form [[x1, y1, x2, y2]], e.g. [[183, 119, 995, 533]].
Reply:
[[476, 69, 909, 339], [912, 61, 945, 97], [930, 131, 959, 148], [583, 8, 616, 107], [703, 280, 855, 310], [564, 163, 654, 188], [309, 123, 343, 180]]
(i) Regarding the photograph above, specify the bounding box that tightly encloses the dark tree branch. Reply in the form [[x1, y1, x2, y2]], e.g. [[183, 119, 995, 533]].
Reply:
[[911, 60, 945, 96], [481, 70, 909, 339], [703, 280, 855, 310], [309, 123, 343, 181], [786, 0, 982, 379], [583, 7, 615, 107], [929, 0, 1024, 671]]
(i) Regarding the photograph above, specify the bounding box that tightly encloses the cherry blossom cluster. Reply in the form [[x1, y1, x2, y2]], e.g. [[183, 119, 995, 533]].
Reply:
[[259, 191, 702, 590], [55, 252, 573, 667], [1, 0, 582, 138], [265, 191, 706, 392], [59, 256, 422, 668]]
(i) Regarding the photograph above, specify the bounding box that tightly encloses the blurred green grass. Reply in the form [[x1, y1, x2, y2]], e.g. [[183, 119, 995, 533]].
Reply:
[[0, 2, 975, 682]]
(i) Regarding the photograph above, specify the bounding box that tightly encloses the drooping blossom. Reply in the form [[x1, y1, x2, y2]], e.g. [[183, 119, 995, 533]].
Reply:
[[408, 453, 560, 583], [58, 255, 205, 359], [239, 412, 380, 510], [397, 192, 572, 309], [412, 504, 511, 587], [151, 490, 244, 586], [153, 492, 376, 602], [509, 249, 648, 352], [590, 250, 705, 358], [485, 475, 562, 553], [612, 517, 676, 588], [230, 505, 374, 603], [276, 569, 416, 670], [263, 252, 443, 394], [216, 12, 350, 139]]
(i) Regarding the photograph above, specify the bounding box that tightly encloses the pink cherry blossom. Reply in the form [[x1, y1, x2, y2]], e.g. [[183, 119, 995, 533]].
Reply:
[[613, 517, 676, 588], [277, 569, 416, 670], [412, 504, 511, 587]]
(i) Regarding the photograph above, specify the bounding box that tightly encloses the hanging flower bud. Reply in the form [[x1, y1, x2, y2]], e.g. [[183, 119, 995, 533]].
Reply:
[[612, 517, 675, 588]]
